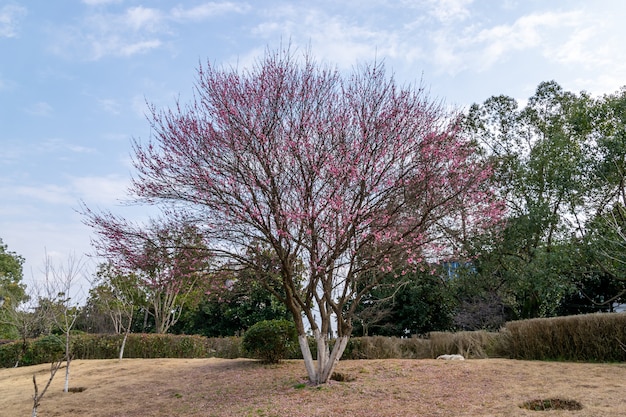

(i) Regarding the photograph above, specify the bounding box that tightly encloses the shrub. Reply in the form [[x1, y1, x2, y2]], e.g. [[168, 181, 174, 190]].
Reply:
[[505, 312, 626, 361], [242, 320, 297, 363], [20, 335, 65, 366], [397, 336, 432, 359], [1, 333, 244, 367], [205, 336, 242, 359], [429, 330, 502, 359], [344, 336, 400, 359]]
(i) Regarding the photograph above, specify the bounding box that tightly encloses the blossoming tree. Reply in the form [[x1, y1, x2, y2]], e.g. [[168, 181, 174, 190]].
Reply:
[[85, 47, 502, 384], [84, 217, 211, 334]]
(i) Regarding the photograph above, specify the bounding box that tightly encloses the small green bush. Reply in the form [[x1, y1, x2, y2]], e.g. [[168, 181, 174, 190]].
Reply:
[[242, 319, 297, 363], [22, 335, 65, 366]]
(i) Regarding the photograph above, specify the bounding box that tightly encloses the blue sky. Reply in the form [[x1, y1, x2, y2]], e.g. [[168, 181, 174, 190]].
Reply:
[[2, 0, 626, 290]]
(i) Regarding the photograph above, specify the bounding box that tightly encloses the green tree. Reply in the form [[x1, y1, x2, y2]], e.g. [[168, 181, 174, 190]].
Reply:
[[174, 246, 296, 336], [463, 82, 593, 318], [78, 262, 147, 359], [351, 266, 455, 336], [174, 278, 291, 337], [580, 89, 626, 303], [0, 238, 27, 339], [89, 263, 145, 332]]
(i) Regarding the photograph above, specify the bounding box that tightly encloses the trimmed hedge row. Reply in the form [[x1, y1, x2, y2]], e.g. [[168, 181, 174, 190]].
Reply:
[[0, 333, 243, 368], [504, 313, 626, 361], [1, 312, 625, 367], [0, 334, 65, 367]]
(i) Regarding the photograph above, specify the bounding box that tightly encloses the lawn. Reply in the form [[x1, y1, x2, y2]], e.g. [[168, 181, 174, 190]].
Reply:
[[1, 358, 625, 416]]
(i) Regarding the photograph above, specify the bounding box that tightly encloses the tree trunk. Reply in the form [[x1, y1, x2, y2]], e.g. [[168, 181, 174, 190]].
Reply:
[[298, 330, 349, 385], [32, 375, 39, 417], [142, 308, 149, 332], [119, 316, 132, 361], [64, 330, 71, 393], [64, 355, 71, 393], [32, 360, 62, 417]]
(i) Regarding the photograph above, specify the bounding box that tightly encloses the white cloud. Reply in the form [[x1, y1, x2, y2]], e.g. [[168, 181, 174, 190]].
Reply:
[[428, 10, 586, 74], [250, 7, 419, 71], [25, 101, 53, 116], [0, 4, 27, 38], [70, 174, 130, 205], [82, 35, 160, 60], [35, 138, 95, 155], [13, 184, 74, 205], [171, 2, 250, 21], [49, 2, 251, 60], [82, 0, 122, 5], [131, 94, 150, 118], [124, 6, 164, 32], [426, 0, 473, 24], [47, 6, 164, 60], [98, 98, 121, 114], [119, 39, 162, 56], [0, 219, 96, 291], [4, 174, 129, 207]]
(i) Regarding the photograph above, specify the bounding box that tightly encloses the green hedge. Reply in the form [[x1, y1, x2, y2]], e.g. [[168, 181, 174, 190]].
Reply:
[[0, 333, 243, 368], [0, 335, 65, 367]]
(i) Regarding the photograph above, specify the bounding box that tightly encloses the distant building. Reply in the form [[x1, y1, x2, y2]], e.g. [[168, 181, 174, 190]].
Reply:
[[441, 261, 474, 280]]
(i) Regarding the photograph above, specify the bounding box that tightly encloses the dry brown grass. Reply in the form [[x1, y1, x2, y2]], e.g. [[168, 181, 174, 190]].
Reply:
[[1, 358, 626, 416]]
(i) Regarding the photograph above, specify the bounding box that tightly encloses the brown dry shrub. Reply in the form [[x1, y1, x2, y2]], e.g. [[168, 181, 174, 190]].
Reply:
[[397, 336, 431, 358], [505, 312, 626, 361], [429, 330, 501, 358]]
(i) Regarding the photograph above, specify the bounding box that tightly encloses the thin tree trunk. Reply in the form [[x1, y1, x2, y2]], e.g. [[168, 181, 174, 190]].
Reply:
[[64, 330, 71, 393], [299, 335, 316, 383], [64, 355, 71, 393], [32, 360, 63, 417], [119, 314, 132, 361], [315, 330, 329, 383], [320, 335, 349, 383], [32, 375, 38, 417], [142, 308, 149, 332]]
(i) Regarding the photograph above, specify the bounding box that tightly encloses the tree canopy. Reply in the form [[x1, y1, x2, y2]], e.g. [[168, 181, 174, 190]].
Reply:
[[460, 81, 626, 320], [0, 238, 27, 339], [0, 238, 26, 305], [84, 46, 502, 384]]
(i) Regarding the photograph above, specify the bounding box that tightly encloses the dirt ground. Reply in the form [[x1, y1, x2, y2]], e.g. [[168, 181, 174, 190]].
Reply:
[[1, 358, 625, 416]]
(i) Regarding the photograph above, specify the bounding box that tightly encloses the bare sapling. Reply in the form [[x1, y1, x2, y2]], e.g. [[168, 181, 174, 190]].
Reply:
[[43, 252, 85, 393], [31, 359, 63, 417], [89, 263, 141, 360]]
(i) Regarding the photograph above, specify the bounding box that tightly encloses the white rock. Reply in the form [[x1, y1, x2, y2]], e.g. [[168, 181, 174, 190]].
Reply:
[[436, 354, 465, 360]]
